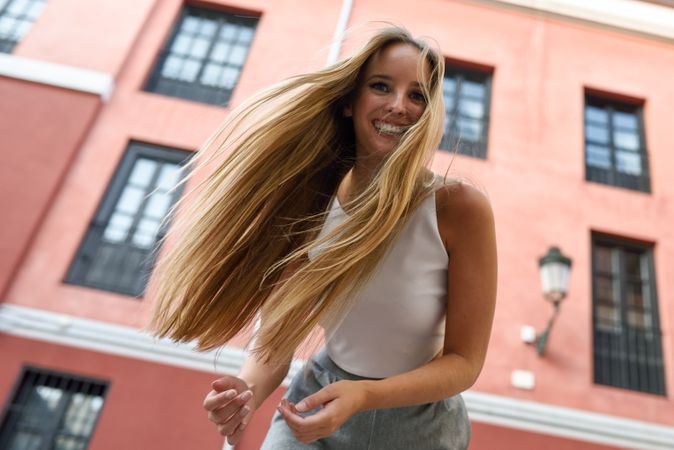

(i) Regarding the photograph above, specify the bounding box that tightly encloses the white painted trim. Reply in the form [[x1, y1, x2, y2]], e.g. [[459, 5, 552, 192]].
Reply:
[[482, 0, 674, 42], [326, 0, 353, 65], [0, 54, 114, 100], [0, 304, 303, 384], [464, 391, 674, 450], [1, 304, 673, 449]]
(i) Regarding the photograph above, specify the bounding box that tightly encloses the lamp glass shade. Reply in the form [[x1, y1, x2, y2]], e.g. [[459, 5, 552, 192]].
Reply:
[[539, 261, 570, 300]]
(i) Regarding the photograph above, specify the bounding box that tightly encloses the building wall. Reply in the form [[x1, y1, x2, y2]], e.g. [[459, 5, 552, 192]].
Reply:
[[0, 77, 100, 298], [4, 0, 345, 325], [0, 334, 223, 450], [1, 0, 674, 449], [470, 422, 620, 450], [345, 0, 674, 425]]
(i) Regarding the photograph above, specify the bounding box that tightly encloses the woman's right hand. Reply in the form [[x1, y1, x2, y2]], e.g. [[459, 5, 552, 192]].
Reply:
[[204, 375, 257, 445]]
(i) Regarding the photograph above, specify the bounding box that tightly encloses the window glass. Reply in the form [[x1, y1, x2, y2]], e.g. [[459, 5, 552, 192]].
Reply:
[[66, 143, 189, 297], [586, 144, 611, 169], [585, 105, 608, 125], [585, 124, 609, 144], [0, 0, 46, 53], [592, 237, 665, 395], [0, 368, 108, 450], [145, 6, 258, 107], [615, 151, 641, 175], [440, 68, 491, 157], [584, 97, 649, 192]]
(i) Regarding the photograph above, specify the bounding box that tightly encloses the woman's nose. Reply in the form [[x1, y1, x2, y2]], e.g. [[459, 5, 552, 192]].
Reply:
[[385, 92, 406, 115]]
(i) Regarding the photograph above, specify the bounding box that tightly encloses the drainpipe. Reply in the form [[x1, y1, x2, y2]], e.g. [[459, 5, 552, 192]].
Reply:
[[327, 0, 354, 65], [223, 3, 353, 449]]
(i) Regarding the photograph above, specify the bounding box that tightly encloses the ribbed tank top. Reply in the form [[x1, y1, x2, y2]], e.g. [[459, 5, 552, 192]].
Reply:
[[309, 175, 449, 378]]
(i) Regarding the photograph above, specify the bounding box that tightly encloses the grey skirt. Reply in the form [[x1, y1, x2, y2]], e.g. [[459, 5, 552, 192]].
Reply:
[[260, 348, 471, 450]]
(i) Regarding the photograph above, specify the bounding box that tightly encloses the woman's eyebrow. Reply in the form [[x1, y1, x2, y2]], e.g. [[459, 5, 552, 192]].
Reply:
[[367, 74, 392, 81], [368, 74, 422, 87]]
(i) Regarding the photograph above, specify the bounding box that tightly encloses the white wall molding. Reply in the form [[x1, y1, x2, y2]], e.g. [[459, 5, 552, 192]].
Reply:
[[0, 303, 303, 382], [480, 0, 674, 43], [0, 54, 114, 100], [2, 304, 673, 449], [464, 391, 674, 450]]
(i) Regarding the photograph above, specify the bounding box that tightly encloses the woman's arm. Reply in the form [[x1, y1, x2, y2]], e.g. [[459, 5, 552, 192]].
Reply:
[[204, 256, 306, 444], [278, 184, 497, 442], [205, 354, 291, 445], [237, 352, 292, 410], [360, 183, 497, 409]]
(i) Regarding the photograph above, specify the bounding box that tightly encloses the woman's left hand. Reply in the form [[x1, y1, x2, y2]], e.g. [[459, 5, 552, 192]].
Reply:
[[277, 380, 368, 444]]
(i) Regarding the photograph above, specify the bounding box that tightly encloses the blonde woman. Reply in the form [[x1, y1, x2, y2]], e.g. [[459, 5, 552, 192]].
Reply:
[[151, 26, 497, 449]]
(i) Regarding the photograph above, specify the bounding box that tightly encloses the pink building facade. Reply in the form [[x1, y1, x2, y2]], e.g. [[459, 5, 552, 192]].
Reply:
[[1, 0, 673, 449]]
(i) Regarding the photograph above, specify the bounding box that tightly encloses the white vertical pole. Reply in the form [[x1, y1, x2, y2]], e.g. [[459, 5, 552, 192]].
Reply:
[[326, 0, 354, 66], [224, 1, 354, 448]]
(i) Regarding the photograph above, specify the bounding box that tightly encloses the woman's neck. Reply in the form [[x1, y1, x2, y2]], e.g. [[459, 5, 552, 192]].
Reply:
[[339, 159, 382, 204]]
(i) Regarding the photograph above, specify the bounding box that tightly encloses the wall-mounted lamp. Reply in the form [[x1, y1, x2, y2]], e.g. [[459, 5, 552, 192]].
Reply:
[[522, 246, 572, 356]]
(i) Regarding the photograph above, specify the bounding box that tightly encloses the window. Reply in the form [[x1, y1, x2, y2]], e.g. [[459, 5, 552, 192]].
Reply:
[[66, 142, 190, 297], [439, 66, 492, 158], [0, 366, 108, 450], [584, 95, 651, 192], [145, 5, 257, 106], [592, 234, 666, 395], [0, 0, 46, 53]]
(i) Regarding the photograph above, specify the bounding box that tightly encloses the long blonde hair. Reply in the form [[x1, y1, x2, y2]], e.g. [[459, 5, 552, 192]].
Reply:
[[149, 26, 446, 363]]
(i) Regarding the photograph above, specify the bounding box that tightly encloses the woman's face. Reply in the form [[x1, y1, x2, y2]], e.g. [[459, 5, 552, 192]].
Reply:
[[345, 42, 428, 160]]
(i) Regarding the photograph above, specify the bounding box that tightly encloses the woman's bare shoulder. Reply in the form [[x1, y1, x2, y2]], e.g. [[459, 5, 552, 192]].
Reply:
[[434, 179, 494, 251]]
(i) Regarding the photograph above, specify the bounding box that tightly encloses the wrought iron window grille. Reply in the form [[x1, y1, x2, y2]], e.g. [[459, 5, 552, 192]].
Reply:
[[584, 95, 651, 193], [0, 366, 109, 450], [144, 5, 258, 107], [439, 65, 492, 159], [65, 141, 190, 297], [591, 234, 666, 395], [0, 0, 46, 53]]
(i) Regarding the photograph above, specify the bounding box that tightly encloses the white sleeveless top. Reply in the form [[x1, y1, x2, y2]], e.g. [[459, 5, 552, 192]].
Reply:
[[309, 177, 449, 378]]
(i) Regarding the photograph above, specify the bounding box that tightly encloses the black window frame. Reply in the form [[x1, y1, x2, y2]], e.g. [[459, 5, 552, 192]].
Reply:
[[439, 64, 493, 159], [144, 4, 258, 107], [0, 366, 109, 450], [0, 0, 46, 53], [584, 94, 651, 193], [65, 141, 191, 298], [591, 233, 666, 396]]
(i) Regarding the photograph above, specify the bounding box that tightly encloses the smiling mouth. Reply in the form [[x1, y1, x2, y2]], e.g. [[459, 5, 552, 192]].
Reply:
[[373, 120, 409, 137]]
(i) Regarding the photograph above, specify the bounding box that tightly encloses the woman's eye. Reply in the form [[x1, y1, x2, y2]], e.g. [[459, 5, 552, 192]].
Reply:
[[410, 91, 427, 103], [369, 82, 389, 92]]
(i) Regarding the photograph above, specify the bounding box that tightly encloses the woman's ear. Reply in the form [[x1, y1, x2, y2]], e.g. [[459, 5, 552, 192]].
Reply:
[[343, 104, 353, 117]]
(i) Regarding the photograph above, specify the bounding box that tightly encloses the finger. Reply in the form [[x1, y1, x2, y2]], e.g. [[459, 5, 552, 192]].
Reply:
[[209, 390, 253, 423], [294, 386, 335, 413], [290, 404, 332, 430], [211, 376, 241, 392], [281, 397, 340, 442], [282, 398, 295, 412], [278, 402, 330, 437], [227, 411, 251, 445], [278, 404, 304, 433], [287, 400, 300, 415], [203, 389, 237, 411], [284, 395, 343, 436], [281, 399, 306, 423], [217, 404, 250, 437], [299, 413, 339, 442]]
